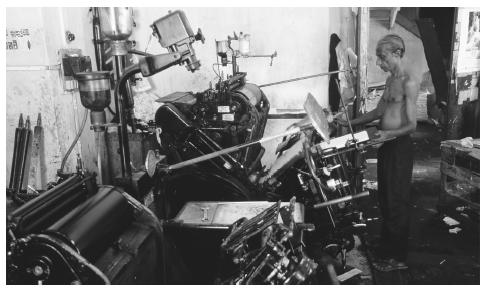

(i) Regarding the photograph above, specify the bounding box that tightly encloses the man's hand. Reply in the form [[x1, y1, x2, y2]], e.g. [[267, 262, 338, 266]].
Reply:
[[287, 116, 311, 131], [335, 118, 349, 127], [334, 111, 349, 127], [372, 130, 391, 148]]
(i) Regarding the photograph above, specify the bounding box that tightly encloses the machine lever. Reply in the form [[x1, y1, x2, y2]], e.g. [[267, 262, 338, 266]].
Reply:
[[139, 52, 183, 77]]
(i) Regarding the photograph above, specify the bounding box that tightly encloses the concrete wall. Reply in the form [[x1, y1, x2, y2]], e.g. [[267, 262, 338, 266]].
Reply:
[[6, 7, 97, 185]]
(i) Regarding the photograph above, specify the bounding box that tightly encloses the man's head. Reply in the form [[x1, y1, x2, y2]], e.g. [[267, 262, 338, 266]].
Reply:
[[376, 34, 405, 72]]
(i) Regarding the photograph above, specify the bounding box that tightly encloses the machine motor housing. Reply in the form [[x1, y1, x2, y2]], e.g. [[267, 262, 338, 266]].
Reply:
[[155, 73, 269, 171]]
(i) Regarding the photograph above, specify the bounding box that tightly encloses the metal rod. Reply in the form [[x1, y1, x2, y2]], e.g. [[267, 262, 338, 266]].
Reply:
[[28, 113, 44, 190], [313, 136, 395, 160], [232, 54, 238, 76], [128, 49, 154, 57], [17, 117, 32, 194], [313, 191, 370, 209], [124, 78, 136, 130], [113, 55, 132, 177], [165, 93, 326, 172], [166, 127, 302, 171], [92, 7, 103, 71], [245, 54, 275, 58], [304, 138, 336, 228], [9, 114, 23, 190], [14, 121, 26, 193], [335, 78, 357, 143], [259, 69, 352, 88], [96, 131, 103, 184]]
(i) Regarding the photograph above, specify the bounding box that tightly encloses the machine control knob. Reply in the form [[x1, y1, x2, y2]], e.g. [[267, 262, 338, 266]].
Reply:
[[195, 28, 205, 44]]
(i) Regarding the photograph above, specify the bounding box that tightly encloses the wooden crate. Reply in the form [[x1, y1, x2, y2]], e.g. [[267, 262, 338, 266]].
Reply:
[[440, 140, 480, 210]]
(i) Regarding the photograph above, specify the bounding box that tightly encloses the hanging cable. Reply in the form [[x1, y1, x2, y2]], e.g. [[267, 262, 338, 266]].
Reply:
[[59, 108, 88, 174]]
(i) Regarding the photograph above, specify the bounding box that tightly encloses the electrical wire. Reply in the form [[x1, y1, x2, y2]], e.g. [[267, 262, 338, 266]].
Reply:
[[145, 33, 153, 53], [107, 106, 116, 116], [59, 108, 88, 174], [212, 63, 222, 79]]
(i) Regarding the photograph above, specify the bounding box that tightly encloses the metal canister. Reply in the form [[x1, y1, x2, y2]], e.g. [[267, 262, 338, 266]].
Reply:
[[76, 72, 111, 111], [99, 7, 133, 41], [75, 71, 111, 131], [216, 40, 228, 56], [239, 34, 250, 56]]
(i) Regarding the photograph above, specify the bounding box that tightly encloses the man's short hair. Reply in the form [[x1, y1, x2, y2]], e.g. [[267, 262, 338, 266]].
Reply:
[[376, 34, 405, 58]]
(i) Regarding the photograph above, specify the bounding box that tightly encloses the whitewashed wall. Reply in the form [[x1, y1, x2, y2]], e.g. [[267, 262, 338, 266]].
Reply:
[[6, 7, 97, 185]]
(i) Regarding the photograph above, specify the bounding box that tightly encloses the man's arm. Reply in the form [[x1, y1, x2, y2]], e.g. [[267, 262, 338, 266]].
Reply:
[[350, 95, 386, 126], [339, 78, 390, 127], [336, 78, 392, 127], [384, 78, 418, 138]]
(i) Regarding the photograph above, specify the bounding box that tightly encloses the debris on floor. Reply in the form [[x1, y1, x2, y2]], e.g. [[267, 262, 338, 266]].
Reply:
[[363, 179, 378, 190], [337, 267, 362, 282], [366, 158, 378, 164], [442, 216, 460, 226], [459, 137, 474, 148], [448, 227, 462, 234]]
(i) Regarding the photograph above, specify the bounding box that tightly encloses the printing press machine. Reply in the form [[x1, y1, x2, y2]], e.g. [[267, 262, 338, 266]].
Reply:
[[6, 8, 383, 285]]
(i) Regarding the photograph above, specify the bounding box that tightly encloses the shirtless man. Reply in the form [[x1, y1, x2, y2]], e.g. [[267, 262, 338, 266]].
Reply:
[[337, 34, 418, 272]]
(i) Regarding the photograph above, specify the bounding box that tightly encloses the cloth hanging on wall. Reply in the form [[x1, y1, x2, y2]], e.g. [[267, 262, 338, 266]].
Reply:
[[329, 33, 341, 112]]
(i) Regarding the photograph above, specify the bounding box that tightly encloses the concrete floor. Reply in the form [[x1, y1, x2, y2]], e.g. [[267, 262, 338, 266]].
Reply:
[[342, 122, 480, 284]]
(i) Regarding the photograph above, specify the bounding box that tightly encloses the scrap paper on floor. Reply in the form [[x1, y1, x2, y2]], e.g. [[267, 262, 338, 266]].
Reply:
[[443, 216, 460, 226]]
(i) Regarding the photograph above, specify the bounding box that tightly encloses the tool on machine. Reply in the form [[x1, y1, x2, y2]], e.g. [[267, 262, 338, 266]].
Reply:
[[216, 32, 277, 76], [9, 113, 47, 204], [9, 114, 34, 201], [9, 114, 24, 192], [19, 116, 32, 193], [28, 113, 46, 191]]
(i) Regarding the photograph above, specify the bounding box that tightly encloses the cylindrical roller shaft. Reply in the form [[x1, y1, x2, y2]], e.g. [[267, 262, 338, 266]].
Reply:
[[17, 117, 32, 193], [113, 55, 132, 177], [313, 191, 370, 209], [46, 186, 133, 261], [8, 174, 90, 236], [9, 114, 24, 190]]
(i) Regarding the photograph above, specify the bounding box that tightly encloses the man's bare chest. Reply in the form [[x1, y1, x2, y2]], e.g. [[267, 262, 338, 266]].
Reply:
[[385, 78, 405, 103]]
